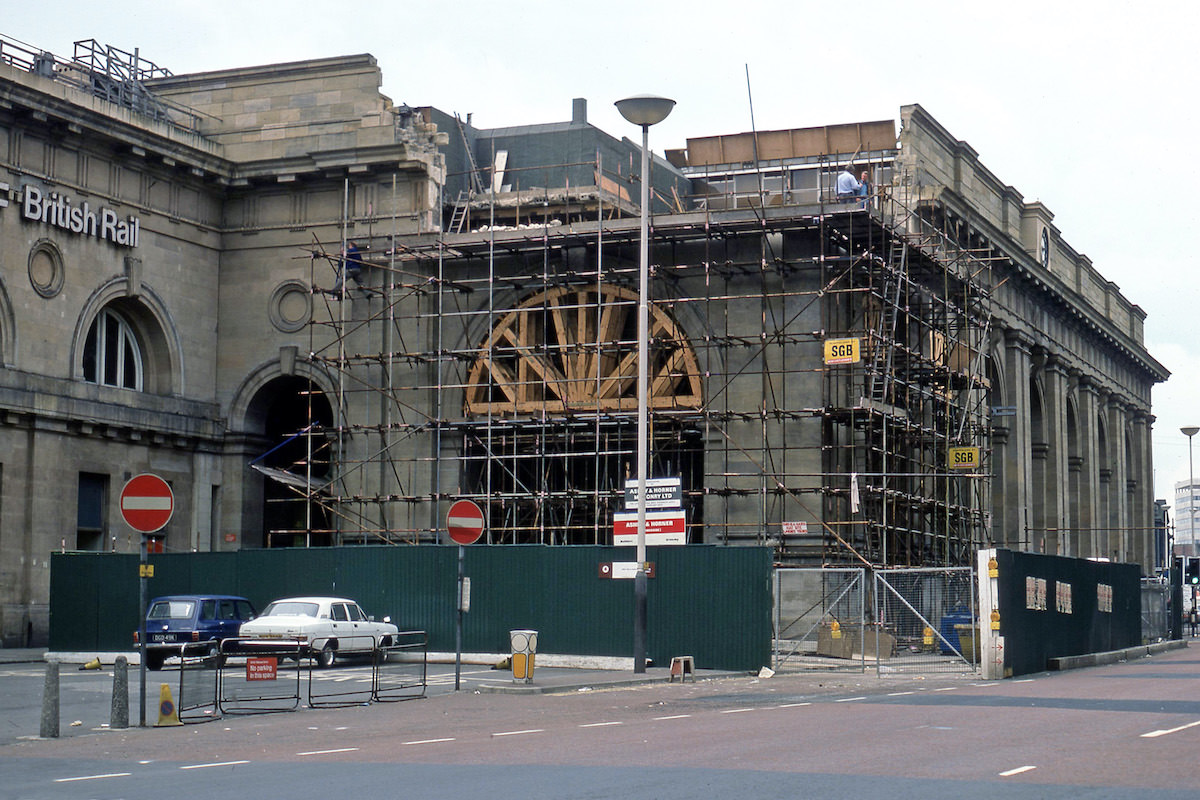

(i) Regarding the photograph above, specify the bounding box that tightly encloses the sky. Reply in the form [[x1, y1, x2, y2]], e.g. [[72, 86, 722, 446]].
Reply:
[[6, 0, 1198, 505]]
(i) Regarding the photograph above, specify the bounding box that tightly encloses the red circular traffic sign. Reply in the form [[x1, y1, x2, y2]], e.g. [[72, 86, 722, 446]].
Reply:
[[120, 473, 174, 533], [447, 499, 485, 545]]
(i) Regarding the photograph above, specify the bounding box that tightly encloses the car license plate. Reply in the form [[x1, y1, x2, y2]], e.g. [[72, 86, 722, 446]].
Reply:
[[151, 633, 174, 642]]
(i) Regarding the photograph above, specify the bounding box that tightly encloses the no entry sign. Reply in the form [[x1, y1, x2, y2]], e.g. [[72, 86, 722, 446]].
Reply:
[[120, 473, 174, 533], [447, 499, 485, 545]]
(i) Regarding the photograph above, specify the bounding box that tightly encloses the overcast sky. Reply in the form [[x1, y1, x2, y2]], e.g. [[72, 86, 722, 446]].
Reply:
[[7, 1, 1198, 507]]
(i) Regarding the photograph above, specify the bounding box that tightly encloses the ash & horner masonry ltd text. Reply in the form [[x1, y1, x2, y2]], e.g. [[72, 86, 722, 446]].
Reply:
[[22, 185, 140, 248]]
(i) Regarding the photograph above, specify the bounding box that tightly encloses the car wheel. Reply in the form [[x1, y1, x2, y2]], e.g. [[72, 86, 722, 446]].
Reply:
[[317, 643, 336, 668], [146, 652, 165, 671], [206, 642, 226, 668]]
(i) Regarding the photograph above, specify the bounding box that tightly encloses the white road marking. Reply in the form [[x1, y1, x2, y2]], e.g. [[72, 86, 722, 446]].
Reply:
[[404, 738, 456, 745], [492, 729, 544, 737], [720, 708, 754, 714], [888, 691, 914, 697], [54, 773, 131, 783], [1142, 719, 1200, 738], [835, 696, 866, 702], [180, 761, 250, 770], [580, 721, 623, 728], [654, 714, 691, 720], [778, 702, 811, 708], [934, 687, 957, 692], [999, 765, 1037, 777], [297, 747, 359, 756]]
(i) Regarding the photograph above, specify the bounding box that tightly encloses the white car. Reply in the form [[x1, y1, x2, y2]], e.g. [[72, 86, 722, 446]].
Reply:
[[237, 596, 399, 667]]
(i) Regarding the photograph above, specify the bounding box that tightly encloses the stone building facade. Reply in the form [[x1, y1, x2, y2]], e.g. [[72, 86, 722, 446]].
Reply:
[[892, 106, 1166, 565], [0, 43, 443, 645], [0, 38, 1166, 646]]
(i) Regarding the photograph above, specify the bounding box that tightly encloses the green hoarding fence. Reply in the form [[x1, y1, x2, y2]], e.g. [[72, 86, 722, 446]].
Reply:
[[50, 544, 772, 672]]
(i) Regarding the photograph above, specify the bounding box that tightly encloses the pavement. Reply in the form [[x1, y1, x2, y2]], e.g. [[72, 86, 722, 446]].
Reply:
[[6, 641, 1187, 695], [0, 647, 744, 695], [0, 648, 46, 665]]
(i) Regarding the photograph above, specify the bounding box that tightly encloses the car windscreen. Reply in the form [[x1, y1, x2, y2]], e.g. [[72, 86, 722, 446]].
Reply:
[[148, 600, 195, 620], [262, 601, 319, 618]]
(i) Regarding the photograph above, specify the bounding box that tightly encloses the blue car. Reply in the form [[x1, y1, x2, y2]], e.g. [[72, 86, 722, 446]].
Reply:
[[136, 594, 256, 670]]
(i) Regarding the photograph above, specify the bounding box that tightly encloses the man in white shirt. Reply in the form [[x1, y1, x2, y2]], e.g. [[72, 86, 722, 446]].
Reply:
[[836, 164, 869, 208]]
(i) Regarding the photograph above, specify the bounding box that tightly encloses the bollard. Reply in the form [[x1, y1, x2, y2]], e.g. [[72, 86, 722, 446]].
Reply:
[[39, 661, 59, 739], [111, 656, 129, 729]]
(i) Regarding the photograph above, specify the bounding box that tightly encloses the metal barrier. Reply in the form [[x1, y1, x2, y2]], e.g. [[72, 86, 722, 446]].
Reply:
[[773, 568, 867, 672], [217, 639, 306, 715], [1141, 579, 1169, 641], [874, 567, 978, 673], [187, 633, 431, 717], [307, 634, 377, 708], [773, 567, 978, 675], [373, 630, 428, 702], [176, 642, 221, 723]]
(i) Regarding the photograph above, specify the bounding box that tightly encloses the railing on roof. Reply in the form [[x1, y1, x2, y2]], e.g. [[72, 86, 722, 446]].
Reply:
[[0, 33, 205, 136]]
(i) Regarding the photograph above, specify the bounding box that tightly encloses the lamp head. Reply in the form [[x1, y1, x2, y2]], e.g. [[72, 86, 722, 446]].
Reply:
[[615, 95, 676, 127], [1184, 427, 1200, 438]]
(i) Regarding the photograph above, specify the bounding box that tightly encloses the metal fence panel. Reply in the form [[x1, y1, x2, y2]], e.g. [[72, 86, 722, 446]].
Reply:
[[374, 631, 429, 702], [306, 634, 378, 708], [874, 567, 978, 674], [1140, 579, 1168, 642], [773, 568, 867, 672], [176, 642, 221, 723], [217, 640, 305, 715]]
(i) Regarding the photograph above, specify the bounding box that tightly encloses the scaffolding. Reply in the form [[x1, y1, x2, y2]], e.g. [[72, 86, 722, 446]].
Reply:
[[0, 34, 205, 133], [267, 150, 993, 568]]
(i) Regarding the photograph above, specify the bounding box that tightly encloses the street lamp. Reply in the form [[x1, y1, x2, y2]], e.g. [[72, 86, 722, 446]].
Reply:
[[616, 94, 675, 674], [1183, 426, 1198, 550], [1180, 426, 1199, 639]]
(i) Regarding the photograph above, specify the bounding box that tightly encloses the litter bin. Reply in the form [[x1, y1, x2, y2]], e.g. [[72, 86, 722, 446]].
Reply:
[[509, 629, 538, 683], [938, 606, 973, 655], [954, 624, 981, 662]]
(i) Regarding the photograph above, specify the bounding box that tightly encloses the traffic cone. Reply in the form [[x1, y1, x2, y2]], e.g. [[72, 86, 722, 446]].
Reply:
[[154, 683, 182, 727], [79, 657, 101, 671]]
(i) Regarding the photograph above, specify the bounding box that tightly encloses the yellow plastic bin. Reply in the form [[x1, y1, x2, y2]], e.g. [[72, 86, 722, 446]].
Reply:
[[510, 629, 538, 683], [954, 624, 981, 662]]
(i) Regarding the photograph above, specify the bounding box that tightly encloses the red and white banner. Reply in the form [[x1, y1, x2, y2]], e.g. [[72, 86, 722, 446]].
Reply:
[[613, 510, 686, 546]]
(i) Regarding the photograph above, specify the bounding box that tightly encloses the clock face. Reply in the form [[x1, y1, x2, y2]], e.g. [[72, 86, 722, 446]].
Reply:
[[1039, 228, 1050, 268]]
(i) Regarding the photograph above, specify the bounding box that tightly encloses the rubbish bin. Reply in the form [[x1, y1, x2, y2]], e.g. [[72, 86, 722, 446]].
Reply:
[[938, 606, 973, 655], [954, 624, 981, 662], [509, 629, 538, 683]]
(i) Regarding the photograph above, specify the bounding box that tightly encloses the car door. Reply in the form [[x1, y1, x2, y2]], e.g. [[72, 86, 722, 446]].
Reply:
[[330, 602, 350, 645], [216, 599, 241, 641], [198, 599, 218, 641], [348, 603, 381, 648]]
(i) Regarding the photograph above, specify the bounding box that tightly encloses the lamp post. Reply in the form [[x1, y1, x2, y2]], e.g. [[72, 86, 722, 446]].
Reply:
[[1179, 426, 1198, 640], [615, 94, 675, 674], [1183, 427, 1198, 551]]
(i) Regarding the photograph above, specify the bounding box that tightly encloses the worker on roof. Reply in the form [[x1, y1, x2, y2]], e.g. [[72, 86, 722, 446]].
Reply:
[[836, 164, 869, 207]]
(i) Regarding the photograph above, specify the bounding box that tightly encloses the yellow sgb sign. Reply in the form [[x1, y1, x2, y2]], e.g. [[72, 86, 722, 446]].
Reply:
[[823, 338, 860, 365], [948, 447, 979, 470]]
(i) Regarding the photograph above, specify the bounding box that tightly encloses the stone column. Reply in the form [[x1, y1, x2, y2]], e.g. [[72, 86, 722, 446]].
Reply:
[[1072, 375, 1100, 559], [1128, 409, 1154, 572], [1106, 398, 1129, 562], [1000, 331, 1033, 551], [1039, 357, 1069, 556]]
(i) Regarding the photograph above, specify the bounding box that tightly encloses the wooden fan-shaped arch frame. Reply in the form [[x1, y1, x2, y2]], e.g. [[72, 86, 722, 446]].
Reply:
[[465, 284, 702, 416]]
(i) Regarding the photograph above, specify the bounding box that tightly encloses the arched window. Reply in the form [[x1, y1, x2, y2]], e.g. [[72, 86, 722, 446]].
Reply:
[[82, 307, 144, 390]]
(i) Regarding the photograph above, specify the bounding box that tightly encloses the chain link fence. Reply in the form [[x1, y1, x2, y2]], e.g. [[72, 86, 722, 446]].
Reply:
[[774, 566, 978, 675]]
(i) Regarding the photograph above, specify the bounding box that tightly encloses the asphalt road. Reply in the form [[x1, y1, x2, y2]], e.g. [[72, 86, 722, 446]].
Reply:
[[4, 648, 1200, 798]]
